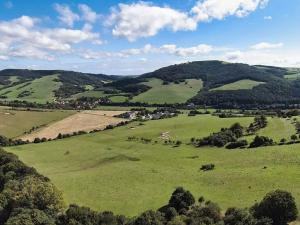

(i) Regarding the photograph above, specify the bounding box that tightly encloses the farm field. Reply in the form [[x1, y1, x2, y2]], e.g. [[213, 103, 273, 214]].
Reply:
[[132, 78, 203, 104], [20, 110, 127, 141], [0, 75, 61, 103], [211, 79, 265, 91], [0, 107, 75, 138], [7, 114, 300, 217]]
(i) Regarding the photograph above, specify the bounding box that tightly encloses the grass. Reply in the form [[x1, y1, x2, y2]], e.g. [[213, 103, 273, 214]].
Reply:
[[0, 75, 61, 103], [131, 79, 203, 104], [7, 114, 300, 217], [109, 95, 129, 103], [285, 73, 300, 80], [71, 90, 107, 99], [0, 107, 75, 138], [211, 79, 265, 91]]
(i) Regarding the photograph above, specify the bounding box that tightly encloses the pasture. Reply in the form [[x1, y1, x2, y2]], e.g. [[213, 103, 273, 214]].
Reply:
[[0, 107, 74, 138], [211, 79, 265, 91], [20, 110, 127, 141], [131, 79, 203, 104], [7, 114, 300, 217], [0, 75, 61, 103]]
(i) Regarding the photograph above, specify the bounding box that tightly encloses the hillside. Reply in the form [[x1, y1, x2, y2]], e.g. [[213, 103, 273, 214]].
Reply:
[[0, 69, 120, 102], [1, 61, 300, 107], [108, 61, 300, 107]]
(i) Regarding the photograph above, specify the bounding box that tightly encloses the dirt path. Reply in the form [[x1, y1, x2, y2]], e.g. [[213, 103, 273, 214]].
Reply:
[[20, 110, 127, 142]]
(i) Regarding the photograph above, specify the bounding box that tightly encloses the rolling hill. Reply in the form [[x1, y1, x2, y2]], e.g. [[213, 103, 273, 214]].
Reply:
[[1, 61, 300, 107]]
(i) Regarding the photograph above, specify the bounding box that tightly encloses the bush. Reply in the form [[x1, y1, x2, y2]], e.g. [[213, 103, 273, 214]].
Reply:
[[251, 190, 298, 225], [200, 164, 215, 171], [226, 140, 248, 149], [168, 187, 195, 212], [249, 136, 274, 148]]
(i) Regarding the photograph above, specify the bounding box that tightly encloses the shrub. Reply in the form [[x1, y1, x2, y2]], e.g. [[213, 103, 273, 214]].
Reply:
[[226, 140, 248, 149], [249, 136, 274, 148], [251, 190, 298, 225], [168, 187, 195, 212], [200, 164, 215, 171]]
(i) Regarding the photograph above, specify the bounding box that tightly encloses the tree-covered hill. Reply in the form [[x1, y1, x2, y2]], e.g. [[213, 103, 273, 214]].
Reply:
[[1, 61, 300, 107]]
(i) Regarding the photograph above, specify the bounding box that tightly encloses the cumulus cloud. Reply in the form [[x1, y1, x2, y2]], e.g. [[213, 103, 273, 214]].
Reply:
[[78, 4, 99, 23], [250, 42, 283, 50], [0, 15, 102, 60], [225, 50, 244, 60], [108, 2, 197, 41], [191, 0, 269, 22], [54, 3, 80, 27], [79, 43, 214, 59]]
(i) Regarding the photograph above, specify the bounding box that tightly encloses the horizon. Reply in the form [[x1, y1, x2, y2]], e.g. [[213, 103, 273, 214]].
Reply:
[[1, 59, 299, 76], [0, 0, 299, 74]]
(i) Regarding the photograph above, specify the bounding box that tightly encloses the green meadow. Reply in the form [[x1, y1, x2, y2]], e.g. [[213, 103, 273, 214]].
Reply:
[[132, 79, 203, 104], [0, 75, 61, 103], [0, 107, 74, 138], [7, 114, 300, 217], [211, 79, 265, 91]]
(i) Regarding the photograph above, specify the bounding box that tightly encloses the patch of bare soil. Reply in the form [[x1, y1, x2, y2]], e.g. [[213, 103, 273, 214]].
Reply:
[[20, 110, 127, 142]]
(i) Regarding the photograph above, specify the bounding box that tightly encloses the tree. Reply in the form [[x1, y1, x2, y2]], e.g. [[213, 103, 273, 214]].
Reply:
[[168, 187, 195, 212], [251, 190, 298, 225], [133, 210, 165, 225], [5, 208, 55, 225], [291, 134, 298, 142]]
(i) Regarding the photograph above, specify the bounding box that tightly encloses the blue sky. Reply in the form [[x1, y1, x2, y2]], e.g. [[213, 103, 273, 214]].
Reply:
[[0, 0, 299, 75]]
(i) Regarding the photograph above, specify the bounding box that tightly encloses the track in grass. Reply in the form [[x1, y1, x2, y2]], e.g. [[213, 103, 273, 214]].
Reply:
[[132, 78, 203, 104]]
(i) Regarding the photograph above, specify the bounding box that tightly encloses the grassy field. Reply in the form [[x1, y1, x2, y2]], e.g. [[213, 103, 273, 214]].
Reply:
[[132, 79, 203, 104], [285, 73, 300, 80], [70, 90, 107, 99], [0, 75, 61, 103], [0, 107, 75, 138], [7, 114, 300, 217], [211, 79, 265, 91]]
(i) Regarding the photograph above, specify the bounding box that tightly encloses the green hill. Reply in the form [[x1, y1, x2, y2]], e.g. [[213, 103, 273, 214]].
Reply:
[[0, 69, 120, 102], [1, 61, 300, 107]]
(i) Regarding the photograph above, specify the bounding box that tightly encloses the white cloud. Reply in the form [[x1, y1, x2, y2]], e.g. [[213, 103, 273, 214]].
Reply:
[[264, 15, 272, 20], [0, 55, 9, 60], [78, 4, 99, 23], [54, 3, 80, 27], [160, 44, 213, 56], [79, 43, 214, 59], [225, 50, 244, 60], [250, 42, 283, 50], [108, 2, 197, 41], [192, 0, 269, 22], [10, 46, 55, 61], [0, 15, 102, 60]]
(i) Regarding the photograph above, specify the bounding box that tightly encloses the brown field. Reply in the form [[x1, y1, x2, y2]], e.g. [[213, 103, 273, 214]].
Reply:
[[20, 110, 127, 141]]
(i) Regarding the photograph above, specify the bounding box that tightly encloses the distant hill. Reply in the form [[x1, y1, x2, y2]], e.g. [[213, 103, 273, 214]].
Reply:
[[0, 69, 121, 102], [107, 60, 300, 106], [1, 61, 300, 107]]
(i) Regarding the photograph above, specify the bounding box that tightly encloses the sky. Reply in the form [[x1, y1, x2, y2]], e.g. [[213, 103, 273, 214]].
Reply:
[[0, 0, 299, 75]]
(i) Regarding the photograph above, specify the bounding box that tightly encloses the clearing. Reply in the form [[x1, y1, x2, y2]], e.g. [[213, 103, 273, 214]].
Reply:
[[0, 75, 61, 103], [131, 78, 203, 104], [20, 110, 127, 141], [211, 79, 265, 91]]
